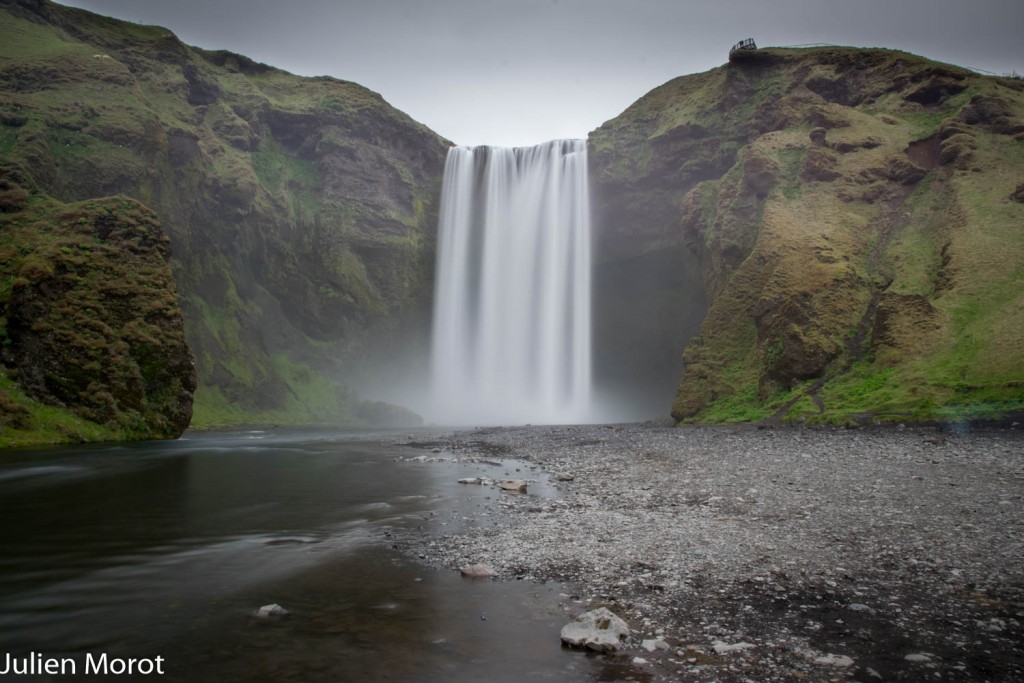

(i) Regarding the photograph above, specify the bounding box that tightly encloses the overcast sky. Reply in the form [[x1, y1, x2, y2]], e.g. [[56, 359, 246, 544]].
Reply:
[[59, 0, 1024, 147]]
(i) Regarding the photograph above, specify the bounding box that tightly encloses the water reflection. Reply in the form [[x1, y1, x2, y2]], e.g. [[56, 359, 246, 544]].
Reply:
[[0, 430, 615, 681]]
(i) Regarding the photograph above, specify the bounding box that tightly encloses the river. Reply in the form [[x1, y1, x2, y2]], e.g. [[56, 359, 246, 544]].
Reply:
[[0, 429, 624, 682]]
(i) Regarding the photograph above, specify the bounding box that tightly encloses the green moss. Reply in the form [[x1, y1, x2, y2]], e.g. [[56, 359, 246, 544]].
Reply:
[[697, 385, 772, 423], [641, 46, 1024, 425], [251, 138, 322, 217], [0, 188, 195, 442], [189, 354, 361, 431], [776, 146, 808, 200], [0, 374, 126, 447]]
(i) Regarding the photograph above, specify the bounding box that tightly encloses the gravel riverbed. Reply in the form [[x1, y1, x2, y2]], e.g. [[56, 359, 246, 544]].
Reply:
[[391, 423, 1023, 682]]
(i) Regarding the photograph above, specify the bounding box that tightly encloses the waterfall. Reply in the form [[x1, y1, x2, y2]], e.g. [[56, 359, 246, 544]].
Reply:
[[429, 139, 592, 425]]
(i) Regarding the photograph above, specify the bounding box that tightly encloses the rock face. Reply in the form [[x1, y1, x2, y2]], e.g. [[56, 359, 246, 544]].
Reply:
[[355, 400, 423, 428], [591, 46, 1024, 424], [0, 166, 195, 442], [0, 0, 447, 434], [560, 607, 631, 653]]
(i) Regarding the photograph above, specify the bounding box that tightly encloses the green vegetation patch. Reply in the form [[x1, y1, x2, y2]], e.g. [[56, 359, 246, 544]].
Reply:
[[0, 175, 195, 445], [0, 374, 125, 448]]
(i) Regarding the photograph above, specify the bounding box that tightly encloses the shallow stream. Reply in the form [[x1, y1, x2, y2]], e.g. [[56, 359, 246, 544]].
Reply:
[[0, 429, 622, 682]]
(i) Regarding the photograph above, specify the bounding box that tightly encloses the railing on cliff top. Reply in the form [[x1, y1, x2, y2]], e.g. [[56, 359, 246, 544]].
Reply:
[[729, 38, 757, 55]]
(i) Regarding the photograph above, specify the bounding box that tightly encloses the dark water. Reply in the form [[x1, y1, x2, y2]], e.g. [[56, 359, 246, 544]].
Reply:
[[0, 430, 626, 682]]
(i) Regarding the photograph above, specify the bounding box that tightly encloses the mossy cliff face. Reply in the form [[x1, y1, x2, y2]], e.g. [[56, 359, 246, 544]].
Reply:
[[0, 0, 448, 431], [591, 47, 1024, 424], [0, 165, 195, 445]]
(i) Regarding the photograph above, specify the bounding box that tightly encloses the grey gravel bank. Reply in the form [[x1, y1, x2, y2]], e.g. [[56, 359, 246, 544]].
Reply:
[[391, 423, 1023, 682]]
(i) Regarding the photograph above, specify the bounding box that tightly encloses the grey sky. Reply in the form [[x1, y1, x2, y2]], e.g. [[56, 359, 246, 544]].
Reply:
[[59, 0, 1024, 147]]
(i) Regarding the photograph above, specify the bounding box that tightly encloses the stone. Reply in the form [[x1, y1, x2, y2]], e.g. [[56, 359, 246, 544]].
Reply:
[[560, 607, 631, 653], [815, 653, 855, 667], [250, 603, 289, 620], [460, 563, 495, 579], [712, 640, 756, 654], [641, 638, 670, 652], [554, 472, 575, 481], [458, 478, 484, 485], [905, 652, 934, 663], [498, 479, 528, 493]]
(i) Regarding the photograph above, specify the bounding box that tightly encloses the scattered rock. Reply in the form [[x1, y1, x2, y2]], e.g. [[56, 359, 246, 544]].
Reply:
[[712, 640, 756, 654], [560, 607, 631, 653], [905, 652, 935, 663], [400, 423, 1024, 681], [641, 638, 670, 652], [554, 472, 575, 482], [497, 479, 527, 493], [815, 653, 855, 667], [460, 563, 495, 579], [250, 603, 289, 620]]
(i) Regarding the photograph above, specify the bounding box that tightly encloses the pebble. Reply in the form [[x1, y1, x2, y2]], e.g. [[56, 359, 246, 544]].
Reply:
[[397, 423, 1024, 681]]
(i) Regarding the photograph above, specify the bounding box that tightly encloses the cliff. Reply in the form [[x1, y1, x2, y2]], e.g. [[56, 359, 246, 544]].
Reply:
[[0, 0, 448, 437], [0, 165, 195, 445], [5, 0, 1021, 435], [591, 46, 1024, 424]]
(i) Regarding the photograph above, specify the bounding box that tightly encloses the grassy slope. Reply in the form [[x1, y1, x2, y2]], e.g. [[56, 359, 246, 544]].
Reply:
[[594, 47, 1024, 424], [0, 1, 447, 435]]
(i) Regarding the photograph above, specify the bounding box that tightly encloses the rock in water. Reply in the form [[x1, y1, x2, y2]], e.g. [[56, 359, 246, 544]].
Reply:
[[250, 604, 289, 620], [460, 563, 495, 578], [560, 607, 631, 653], [497, 480, 528, 493]]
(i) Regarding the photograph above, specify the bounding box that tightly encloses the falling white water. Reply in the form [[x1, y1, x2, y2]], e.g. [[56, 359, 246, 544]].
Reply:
[[429, 139, 592, 425]]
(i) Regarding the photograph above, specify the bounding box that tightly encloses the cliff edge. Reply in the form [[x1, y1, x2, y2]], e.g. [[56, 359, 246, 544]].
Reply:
[[591, 46, 1024, 424]]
